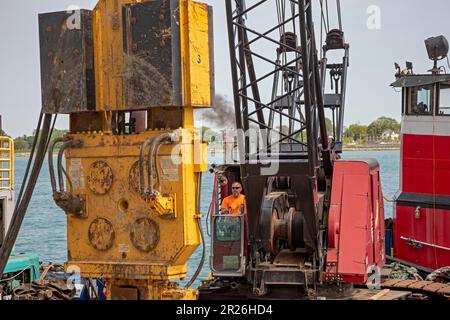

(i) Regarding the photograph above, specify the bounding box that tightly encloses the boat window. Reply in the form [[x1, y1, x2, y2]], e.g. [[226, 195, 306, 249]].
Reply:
[[407, 85, 433, 115], [438, 84, 450, 116]]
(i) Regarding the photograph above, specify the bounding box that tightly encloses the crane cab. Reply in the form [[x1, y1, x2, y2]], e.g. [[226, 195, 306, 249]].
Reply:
[[391, 59, 450, 269], [209, 165, 247, 278]]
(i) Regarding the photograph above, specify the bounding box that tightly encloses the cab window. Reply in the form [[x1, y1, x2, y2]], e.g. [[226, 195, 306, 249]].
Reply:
[[214, 217, 241, 242], [438, 84, 450, 116], [407, 85, 433, 115]]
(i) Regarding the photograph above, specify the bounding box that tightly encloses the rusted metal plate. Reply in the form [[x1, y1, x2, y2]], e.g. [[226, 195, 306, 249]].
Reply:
[[88, 217, 115, 251], [122, 1, 181, 109], [130, 218, 160, 253], [87, 161, 114, 195], [39, 10, 95, 114], [68, 261, 188, 280], [70, 112, 103, 133], [147, 108, 184, 131], [129, 160, 143, 194], [273, 250, 305, 267]]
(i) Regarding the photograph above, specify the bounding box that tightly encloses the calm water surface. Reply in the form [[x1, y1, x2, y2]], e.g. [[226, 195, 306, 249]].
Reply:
[[13, 150, 399, 287]]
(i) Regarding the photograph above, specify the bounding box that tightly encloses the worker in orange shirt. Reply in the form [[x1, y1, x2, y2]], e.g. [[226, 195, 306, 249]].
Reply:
[[220, 182, 246, 215]]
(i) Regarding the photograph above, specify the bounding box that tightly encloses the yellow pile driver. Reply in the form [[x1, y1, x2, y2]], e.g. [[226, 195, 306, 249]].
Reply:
[[38, 0, 213, 300]]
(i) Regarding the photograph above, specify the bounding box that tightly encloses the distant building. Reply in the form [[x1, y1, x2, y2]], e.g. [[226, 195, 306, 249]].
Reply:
[[381, 129, 400, 142]]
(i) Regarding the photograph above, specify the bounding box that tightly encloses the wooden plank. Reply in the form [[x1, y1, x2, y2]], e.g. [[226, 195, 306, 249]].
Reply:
[[351, 289, 374, 300], [393, 280, 418, 288], [380, 291, 411, 301], [352, 289, 411, 300], [381, 279, 404, 287], [423, 283, 448, 293], [408, 281, 432, 290], [437, 286, 450, 295], [369, 289, 390, 300]]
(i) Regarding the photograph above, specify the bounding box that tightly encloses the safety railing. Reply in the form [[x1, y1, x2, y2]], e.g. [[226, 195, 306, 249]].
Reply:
[[0, 136, 14, 190]]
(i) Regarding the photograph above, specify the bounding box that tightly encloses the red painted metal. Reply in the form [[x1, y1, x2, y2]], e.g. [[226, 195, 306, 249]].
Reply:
[[394, 128, 450, 269], [325, 160, 385, 284], [394, 205, 450, 270], [402, 134, 450, 195]]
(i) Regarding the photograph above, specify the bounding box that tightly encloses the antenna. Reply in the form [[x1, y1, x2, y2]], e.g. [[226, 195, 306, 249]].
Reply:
[[394, 63, 401, 77]]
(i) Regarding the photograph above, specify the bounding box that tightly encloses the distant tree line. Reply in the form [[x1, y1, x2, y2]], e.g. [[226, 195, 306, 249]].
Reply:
[[4, 116, 401, 152], [343, 117, 401, 144], [13, 129, 68, 152]]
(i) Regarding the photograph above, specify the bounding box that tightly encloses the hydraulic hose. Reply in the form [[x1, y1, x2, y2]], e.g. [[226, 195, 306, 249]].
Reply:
[[147, 133, 173, 196], [139, 133, 174, 197], [154, 143, 164, 193], [153, 137, 173, 194], [185, 172, 206, 289], [139, 137, 156, 197], [49, 137, 66, 194], [57, 141, 68, 191], [57, 140, 82, 192], [0, 114, 54, 276]]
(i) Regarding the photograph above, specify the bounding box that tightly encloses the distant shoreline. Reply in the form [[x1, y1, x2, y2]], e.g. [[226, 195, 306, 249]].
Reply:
[[208, 145, 401, 152], [342, 146, 400, 151], [14, 146, 400, 158], [15, 152, 33, 158]]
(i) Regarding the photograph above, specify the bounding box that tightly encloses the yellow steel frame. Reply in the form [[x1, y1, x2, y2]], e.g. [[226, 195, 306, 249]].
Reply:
[[180, 0, 212, 108], [0, 137, 14, 191], [93, 0, 212, 112], [93, 0, 145, 112]]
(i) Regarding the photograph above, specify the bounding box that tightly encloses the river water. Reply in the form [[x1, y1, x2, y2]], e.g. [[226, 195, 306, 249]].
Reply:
[[12, 150, 399, 287]]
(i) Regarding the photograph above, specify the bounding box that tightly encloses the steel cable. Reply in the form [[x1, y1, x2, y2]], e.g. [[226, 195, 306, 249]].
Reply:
[[15, 112, 43, 203], [0, 114, 54, 275]]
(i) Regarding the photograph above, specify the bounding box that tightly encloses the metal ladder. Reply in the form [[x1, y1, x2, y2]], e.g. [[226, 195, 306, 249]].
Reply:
[[0, 137, 14, 191]]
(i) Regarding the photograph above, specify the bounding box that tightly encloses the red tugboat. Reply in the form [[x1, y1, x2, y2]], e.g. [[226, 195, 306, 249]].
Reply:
[[390, 35, 450, 271]]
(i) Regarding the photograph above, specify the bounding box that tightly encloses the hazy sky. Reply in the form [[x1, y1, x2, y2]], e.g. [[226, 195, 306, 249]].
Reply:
[[1, 0, 450, 137]]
